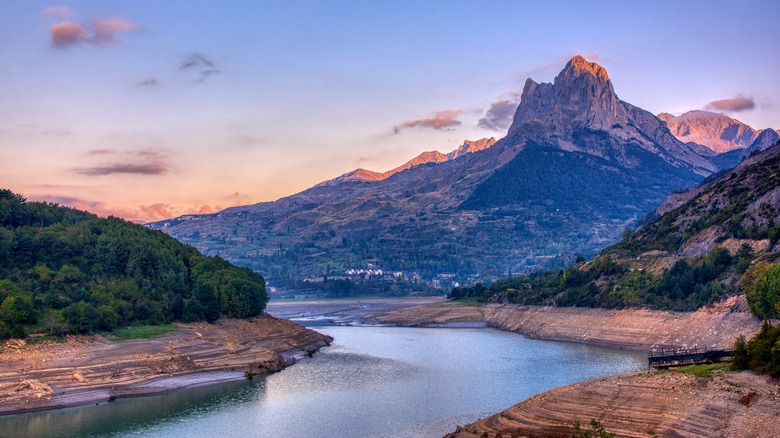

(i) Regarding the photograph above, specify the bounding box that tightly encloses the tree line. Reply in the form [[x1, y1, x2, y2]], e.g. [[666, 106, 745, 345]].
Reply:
[[0, 189, 268, 339]]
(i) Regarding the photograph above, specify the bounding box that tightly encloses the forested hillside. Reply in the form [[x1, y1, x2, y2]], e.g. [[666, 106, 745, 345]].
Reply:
[[0, 190, 267, 339], [451, 143, 780, 316]]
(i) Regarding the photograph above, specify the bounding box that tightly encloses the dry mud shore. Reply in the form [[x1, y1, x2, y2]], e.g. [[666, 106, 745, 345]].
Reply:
[[0, 315, 331, 415], [445, 370, 780, 438], [372, 296, 763, 350]]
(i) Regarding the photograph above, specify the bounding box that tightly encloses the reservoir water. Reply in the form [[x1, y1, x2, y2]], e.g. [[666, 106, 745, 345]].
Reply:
[[3, 326, 646, 438]]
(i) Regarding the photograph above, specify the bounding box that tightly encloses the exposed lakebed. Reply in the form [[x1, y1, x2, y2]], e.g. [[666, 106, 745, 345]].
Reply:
[[3, 325, 646, 437]]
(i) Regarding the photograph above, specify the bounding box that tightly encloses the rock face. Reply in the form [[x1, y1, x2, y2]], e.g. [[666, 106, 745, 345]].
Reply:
[[507, 55, 715, 175], [150, 56, 715, 286], [659, 110, 759, 153]]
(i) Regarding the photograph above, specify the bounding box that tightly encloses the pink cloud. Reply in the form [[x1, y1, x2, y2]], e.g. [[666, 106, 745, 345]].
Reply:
[[50, 17, 140, 49], [51, 21, 88, 48], [93, 18, 140, 45]]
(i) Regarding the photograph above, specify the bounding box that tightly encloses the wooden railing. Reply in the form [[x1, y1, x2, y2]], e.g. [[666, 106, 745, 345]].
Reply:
[[648, 346, 732, 369]]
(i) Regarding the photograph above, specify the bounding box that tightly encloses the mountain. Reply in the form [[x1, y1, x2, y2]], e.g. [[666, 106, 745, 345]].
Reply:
[[713, 128, 780, 170], [658, 110, 759, 153], [453, 142, 780, 312], [318, 138, 497, 186], [0, 189, 267, 339], [150, 56, 714, 291]]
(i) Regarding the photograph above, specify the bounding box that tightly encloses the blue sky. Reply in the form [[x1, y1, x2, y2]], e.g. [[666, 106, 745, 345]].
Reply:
[[1, 0, 778, 222]]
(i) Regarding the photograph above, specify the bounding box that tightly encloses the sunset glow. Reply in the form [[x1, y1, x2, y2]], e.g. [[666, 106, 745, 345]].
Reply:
[[1, 0, 778, 223]]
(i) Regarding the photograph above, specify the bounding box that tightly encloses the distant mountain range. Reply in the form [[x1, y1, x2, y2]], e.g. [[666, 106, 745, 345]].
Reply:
[[657, 110, 779, 169], [150, 56, 777, 290], [658, 110, 760, 153]]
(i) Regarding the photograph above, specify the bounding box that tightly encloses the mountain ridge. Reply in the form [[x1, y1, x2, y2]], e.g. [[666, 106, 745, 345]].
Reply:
[[150, 56, 720, 290], [317, 137, 497, 187]]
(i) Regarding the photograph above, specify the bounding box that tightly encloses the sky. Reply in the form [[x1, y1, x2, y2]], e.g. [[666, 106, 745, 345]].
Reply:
[[1, 0, 779, 223]]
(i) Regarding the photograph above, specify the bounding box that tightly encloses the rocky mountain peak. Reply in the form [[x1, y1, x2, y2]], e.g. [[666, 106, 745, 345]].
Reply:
[[565, 54, 610, 80], [509, 56, 622, 134]]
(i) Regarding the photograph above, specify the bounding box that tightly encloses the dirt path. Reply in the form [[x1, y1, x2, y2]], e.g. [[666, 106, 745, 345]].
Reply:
[[0, 315, 331, 414], [444, 370, 780, 438]]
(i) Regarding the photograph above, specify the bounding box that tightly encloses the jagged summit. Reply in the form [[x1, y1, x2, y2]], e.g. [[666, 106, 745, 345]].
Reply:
[[568, 55, 610, 79], [510, 56, 620, 133], [506, 56, 714, 174]]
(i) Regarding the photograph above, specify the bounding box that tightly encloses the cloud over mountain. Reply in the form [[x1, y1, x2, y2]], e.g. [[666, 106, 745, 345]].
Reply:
[[478, 93, 521, 131], [705, 94, 755, 113], [393, 109, 464, 134]]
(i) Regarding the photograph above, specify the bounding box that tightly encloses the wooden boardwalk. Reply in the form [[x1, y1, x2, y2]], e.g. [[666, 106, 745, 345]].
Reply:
[[648, 346, 732, 369]]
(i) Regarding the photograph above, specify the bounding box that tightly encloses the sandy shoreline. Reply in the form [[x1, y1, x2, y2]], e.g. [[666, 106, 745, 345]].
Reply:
[[0, 314, 332, 415]]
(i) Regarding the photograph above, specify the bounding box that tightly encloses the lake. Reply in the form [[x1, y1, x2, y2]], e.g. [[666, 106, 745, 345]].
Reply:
[[2, 326, 646, 437]]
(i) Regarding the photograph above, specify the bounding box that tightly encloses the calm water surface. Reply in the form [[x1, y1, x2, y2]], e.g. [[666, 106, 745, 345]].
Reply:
[[2, 326, 646, 438]]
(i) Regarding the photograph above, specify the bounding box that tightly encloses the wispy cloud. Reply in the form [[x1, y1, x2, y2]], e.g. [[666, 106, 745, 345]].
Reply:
[[74, 162, 169, 176], [50, 17, 140, 49], [93, 18, 140, 45], [136, 77, 160, 87], [393, 109, 465, 134], [86, 148, 114, 155], [43, 5, 71, 16], [478, 92, 521, 131], [704, 94, 755, 113], [75, 148, 171, 176], [179, 53, 221, 82]]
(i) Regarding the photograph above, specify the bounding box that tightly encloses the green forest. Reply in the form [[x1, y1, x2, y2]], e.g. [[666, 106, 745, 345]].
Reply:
[[450, 246, 780, 316], [0, 189, 268, 339]]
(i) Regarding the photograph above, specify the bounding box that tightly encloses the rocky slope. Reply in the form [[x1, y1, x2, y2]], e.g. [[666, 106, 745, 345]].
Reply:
[[445, 370, 780, 438], [150, 56, 714, 287], [659, 110, 760, 153], [0, 315, 331, 414], [637, 142, 780, 257]]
